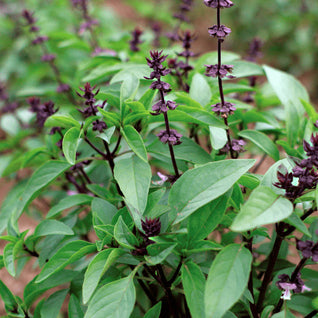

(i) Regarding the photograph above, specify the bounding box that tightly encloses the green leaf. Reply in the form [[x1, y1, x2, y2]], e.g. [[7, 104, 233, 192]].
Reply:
[[92, 198, 117, 226], [97, 126, 116, 144], [33, 220, 74, 238], [285, 213, 311, 237], [46, 194, 93, 219], [169, 159, 255, 224], [36, 241, 96, 283], [205, 244, 252, 318], [40, 289, 68, 318], [230, 186, 293, 232], [3, 243, 15, 277], [190, 73, 212, 106], [120, 73, 139, 117], [145, 242, 177, 265], [62, 127, 81, 165], [98, 108, 121, 127], [0, 280, 18, 312], [182, 261, 206, 318], [174, 92, 202, 109], [231, 61, 264, 78], [114, 155, 151, 215], [12, 161, 72, 222], [121, 125, 148, 162], [301, 99, 318, 123], [147, 137, 212, 164], [209, 126, 227, 150], [83, 248, 125, 304], [264, 65, 308, 147], [144, 302, 162, 318], [261, 306, 275, 318], [44, 115, 81, 129], [84, 275, 136, 318], [139, 89, 157, 110], [238, 130, 279, 161], [188, 191, 231, 243], [114, 216, 139, 249], [69, 294, 84, 318], [24, 270, 78, 307]]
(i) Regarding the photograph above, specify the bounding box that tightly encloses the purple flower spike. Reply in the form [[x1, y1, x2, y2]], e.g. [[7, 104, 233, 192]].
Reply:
[[32, 35, 48, 45], [205, 64, 234, 78], [204, 0, 234, 8], [211, 101, 236, 117], [208, 24, 232, 39], [157, 129, 182, 145], [150, 81, 171, 92], [141, 217, 161, 238], [57, 83, 71, 93], [92, 120, 107, 132], [41, 54, 56, 62], [296, 240, 314, 259], [129, 27, 143, 52]]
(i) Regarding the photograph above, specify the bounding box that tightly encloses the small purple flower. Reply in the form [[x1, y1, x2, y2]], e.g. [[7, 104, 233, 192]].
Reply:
[[129, 27, 143, 52], [211, 101, 236, 117], [27, 98, 57, 128], [151, 100, 177, 115], [297, 240, 314, 259], [204, 0, 234, 8], [157, 129, 182, 145], [79, 19, 99, 34], [205, 64, 234, 78], [22, 9, 36, 25], [92, 120, 107, 132], [145, 50, 170, 80], [246, 37, 263, 62], [91, 47, 117, 57], [220, 139, 245, 155], [208, 24, 232, 39], [150, 81, 171, 92], [32, 35, 48, 45], [56, 83, 71, 93], [41, 54, 56, 62]]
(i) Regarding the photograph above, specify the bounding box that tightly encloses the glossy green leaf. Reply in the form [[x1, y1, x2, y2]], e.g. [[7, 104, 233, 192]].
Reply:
[[205, 244, 252, 318], [33, 220, 74, 238], [36, 241, 96, 283], [231, 60, 264, 78], [97, 126, 116, 144], [12, 161, 72, 222], [231, 186, 293, 232], [238, 129, 279, 161], [3, 243, 15, 277], [190, 73, 212, 106], [92, 198, 117, 226], [301, 99, 318, 123], [285, 213, 311, 237], [46, 194, 93, 219], [139, 89, 157, 110], [62, 127, 81, 165], [84, 275, 136, 318], [114, 216, 139, 249], [188, 191, 231, 243], [147, 137, 212, 164], [24, 270, 78, 307], [209, 126, 227, 150], [98, 108, 121, 127], [40, 289, 68, 318], [114, 155, 151, 214], [0, 279, 18, 312], [83, 248, 125, 304], [182, 261, 206, 318], [69, 294, 84, 318], [145, 243, 177, 265], [120, 73, 139, 117], [169, 159, 255, 224], [264, 65, 308, 147], [144, 302, 162, 318], [122, 125, 148, 162], [44, 115, 81, 129]]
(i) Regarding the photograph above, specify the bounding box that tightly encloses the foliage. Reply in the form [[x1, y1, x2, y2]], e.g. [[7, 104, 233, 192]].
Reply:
[[0, 0, 317, 317]]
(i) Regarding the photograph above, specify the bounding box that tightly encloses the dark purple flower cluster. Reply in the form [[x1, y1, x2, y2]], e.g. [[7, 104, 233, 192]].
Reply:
[[204, 0, 234, 8], [145, 50, 170, 80], [296, 240, 318, 262], [208, 24, 231, 39], [129, 27, 143, 52], [205, 64, 234, 78], [157, 129, 182, 145], [151, 100, 177, 115], [77, 83, 107, 132], [142, 217, 161, 238], [0, 82, 19, 114], [211, 101, 236, 117], [41, 54, 56, 62], [220, 139, 245, 156], [246, 37, 263, 62], [178, 31, 197, 59], [274, 133, 318, 200], [27, 97, 57, 128]]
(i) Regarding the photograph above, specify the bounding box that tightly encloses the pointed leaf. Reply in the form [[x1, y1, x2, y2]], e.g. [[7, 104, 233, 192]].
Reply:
[[114, 155, 151, 214], [83, 248, 125, 304], [122, 125, 148, 162], [144, 302, 162, 318], [231, 186, 293, 232], [36, 241, 96, 283], [190, 73, 211, 106], [33, 220, 74, 238], [169, 159, 255, 224], [69, 294, 84, 318], [145, 243, 177, 265], [205, 244, 252, 318], [114, 216, 139, 249], [62, 127, 81, 165], [84, 275, 136, 318], [40, 289, 68, 318], [182, 261, 206, 318], [44, 115, 81, 129]]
